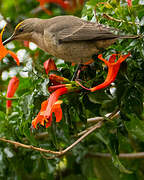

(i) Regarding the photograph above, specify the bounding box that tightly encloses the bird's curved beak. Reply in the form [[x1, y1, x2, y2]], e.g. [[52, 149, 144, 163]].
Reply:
[[2, 34, 15, 46]]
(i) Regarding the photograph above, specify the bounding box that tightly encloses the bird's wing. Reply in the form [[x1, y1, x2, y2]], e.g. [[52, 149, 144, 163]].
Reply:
[[57, 22, 118, 43]]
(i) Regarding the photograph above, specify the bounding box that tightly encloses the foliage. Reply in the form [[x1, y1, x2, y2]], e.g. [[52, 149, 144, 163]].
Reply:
[[0, 0, 144, 179]]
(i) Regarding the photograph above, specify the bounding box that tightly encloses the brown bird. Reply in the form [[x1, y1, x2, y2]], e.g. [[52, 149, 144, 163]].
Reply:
[[3, 15, 139, 63]]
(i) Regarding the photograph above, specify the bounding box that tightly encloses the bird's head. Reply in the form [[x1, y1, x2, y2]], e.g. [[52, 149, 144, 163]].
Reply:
[[3, 18, 42, 45]]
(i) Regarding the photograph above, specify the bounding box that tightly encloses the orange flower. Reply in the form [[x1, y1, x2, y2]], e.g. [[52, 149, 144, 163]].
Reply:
[[76, 53, 130, 92], [48, 74, 71, 92], [37, 0, 69, 15], [0, 25, 20, 66], [6, 76, 19, 110], [37, 0, 84, 14], [43, 59, 57, 74], [90, 53, 130, 92], [32, 87, 68, 128]]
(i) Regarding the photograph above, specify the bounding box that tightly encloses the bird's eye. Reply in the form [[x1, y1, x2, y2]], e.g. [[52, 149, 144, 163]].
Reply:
[[18, 27, 23, 32]]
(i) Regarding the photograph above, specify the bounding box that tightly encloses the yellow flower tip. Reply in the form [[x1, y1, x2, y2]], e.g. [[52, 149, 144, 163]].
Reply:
[[32, 119, 37, 129], [40, 111, 45, 115], [0, 24, 7, 36], [55, 100, 63, 105]]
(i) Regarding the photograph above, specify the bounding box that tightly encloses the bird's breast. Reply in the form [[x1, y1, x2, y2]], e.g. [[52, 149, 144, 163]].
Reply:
[[43, 32, 100, 63], [41, 30, 116, 63]]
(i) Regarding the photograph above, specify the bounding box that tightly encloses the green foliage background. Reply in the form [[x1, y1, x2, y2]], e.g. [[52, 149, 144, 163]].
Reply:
[[0, 0, 144, 179]]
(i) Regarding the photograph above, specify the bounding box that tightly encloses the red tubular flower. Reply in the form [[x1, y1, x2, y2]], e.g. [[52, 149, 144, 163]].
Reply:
[[32, 87, 68, 128], [48, 84, 72, 92], [76, 53, 130, 92], [127, 0, 132, 7], [0, 25, 20, 66], [44, 59, 57, 74], [49, 74, 69, 83], [48, 84, 65, 92], [90, 53, 130, 92], [6, 76, 19, 110]]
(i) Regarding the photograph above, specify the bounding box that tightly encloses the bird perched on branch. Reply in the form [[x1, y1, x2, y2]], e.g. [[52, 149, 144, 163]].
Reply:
[[3, 15, 139, 63]]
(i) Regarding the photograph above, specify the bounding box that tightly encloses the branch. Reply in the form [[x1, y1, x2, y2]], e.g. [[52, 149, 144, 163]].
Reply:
[[0, 110, 119, 159], [24, 112, 118, 142], [62, 121, 103, 154], [87, 152, 144, 159], [0, 137, 60, 155], [41, 121, 103, 159], [87, 110, 119, 124], [0, 121, 103, 159], [103, 13, 140, 25], [87, 116, 104, 123]]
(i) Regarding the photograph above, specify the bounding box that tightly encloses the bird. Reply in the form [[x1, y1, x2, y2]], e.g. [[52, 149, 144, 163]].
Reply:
[[3, 15, 139, 64]]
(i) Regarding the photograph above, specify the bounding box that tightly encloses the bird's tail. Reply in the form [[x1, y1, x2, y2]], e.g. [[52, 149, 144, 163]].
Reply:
[[119, 34, 143, 39]]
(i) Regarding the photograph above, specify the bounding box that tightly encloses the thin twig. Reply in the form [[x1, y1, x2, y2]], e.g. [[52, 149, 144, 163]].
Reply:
[[78, 110, 119, 137], [87, 152, 144, 159], [0, 96, 19, 100], [62, 121, 103, 154], [0, 137, 60, 155], [77, 119, 103, 137], [93, 7, 99, 23], [87, 116, 104, 123], [103, 13, 140, 25]]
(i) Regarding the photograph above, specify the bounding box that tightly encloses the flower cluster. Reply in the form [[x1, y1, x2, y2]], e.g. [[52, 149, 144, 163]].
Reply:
[[32, 59, 75, 128], [1, 22, 130, 129], [32, 53, 130, 128]]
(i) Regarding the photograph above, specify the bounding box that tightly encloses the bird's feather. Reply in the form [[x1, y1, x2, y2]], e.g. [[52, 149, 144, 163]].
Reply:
[[57, 22, 118, 42], [44, 16, 118, 43]]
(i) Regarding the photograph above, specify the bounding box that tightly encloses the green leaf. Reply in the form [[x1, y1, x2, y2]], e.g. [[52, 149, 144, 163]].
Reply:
[[95, 132, 132, 174], [88, 90, 112, 104], [0, 111, 5, 120], [125, 114, 144, 142]]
